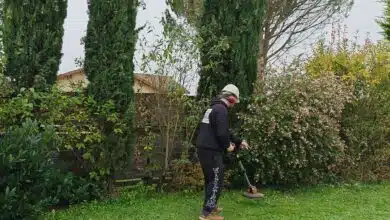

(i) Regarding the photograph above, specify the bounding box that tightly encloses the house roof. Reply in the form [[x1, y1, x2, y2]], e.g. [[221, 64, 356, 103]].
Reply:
[[57, 68, 187, 93], [57, 68, 84, 80]]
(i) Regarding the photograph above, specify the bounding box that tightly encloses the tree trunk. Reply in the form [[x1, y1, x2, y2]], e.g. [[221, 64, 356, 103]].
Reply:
[[255, 5, 271, 95], [164, 131, 170, 171], [257, 44, 266, 83], [255, 30, 269, 94], [157, 129, 170, 192]]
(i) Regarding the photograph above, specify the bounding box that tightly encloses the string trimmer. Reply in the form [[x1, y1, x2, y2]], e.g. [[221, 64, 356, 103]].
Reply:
[[234, 146, 264, 199]]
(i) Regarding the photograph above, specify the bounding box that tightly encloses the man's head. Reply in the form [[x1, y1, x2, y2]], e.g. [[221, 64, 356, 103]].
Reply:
[[220, 84, 240, 108]]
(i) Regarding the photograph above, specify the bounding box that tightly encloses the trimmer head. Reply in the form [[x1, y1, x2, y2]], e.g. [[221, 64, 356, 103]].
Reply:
[[234, 148, 265, 199], [242, 185, 264, 199]]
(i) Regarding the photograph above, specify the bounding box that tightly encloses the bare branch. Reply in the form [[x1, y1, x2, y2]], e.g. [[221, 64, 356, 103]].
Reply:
[[263, 0, 353, 64], [167, 0, 354, 81]]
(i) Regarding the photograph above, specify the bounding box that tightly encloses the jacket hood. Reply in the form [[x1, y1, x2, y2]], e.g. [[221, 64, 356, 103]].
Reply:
[[211, 97, 228, 108]]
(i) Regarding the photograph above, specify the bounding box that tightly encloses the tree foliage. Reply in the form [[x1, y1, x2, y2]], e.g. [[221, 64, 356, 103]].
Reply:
[[0, 60, 12, 101], [378, 0, 390, 41], [84, 0, 139, 185], [85, 0, 138, 113], [140, 10, 199, 90], [196, 0, 266, 102], [167, 0, 203, 26], [306, 33, 390, 89], [3, 0, 67, 90]]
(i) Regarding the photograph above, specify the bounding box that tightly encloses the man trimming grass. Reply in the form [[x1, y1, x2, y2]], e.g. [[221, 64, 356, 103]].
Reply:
[[195, 84, 249, 220]]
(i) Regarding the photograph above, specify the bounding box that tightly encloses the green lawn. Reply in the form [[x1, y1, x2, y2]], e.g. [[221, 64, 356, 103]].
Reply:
[[43, 183, 390, 220]]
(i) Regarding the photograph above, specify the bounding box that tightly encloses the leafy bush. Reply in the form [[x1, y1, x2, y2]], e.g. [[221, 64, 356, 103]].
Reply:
[[0, 86, 123, 218], [0, 120, 58, 219], [341, 79, 390, 181], [169, 159, 203, 192], [0, 119, 103, 220], [306, 33, 390, 90], [238, 75, 352, 186], [306, 35, 390, 181], [0, 86, 124, 182], [38, 169, 103, 208]]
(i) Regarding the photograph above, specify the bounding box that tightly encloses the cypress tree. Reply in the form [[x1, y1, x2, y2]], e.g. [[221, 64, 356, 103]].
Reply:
[[378, 0, 390, 41], [3, 0, 68, 90], [197, 0, 266, 102], [84, 0, 138, 185]]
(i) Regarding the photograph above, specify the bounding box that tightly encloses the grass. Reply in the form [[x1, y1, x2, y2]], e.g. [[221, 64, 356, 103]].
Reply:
[[43, 183, 390, 220]]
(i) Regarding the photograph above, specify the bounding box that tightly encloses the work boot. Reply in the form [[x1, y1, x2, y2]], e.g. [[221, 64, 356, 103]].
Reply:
[[199, 214, 224, 220]]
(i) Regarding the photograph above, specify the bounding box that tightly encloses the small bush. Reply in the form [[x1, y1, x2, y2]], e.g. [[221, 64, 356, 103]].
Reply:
[[169, 159, 204, 192], [0, 120, 58, 219], [38, 170, 103, 208], [239, 75, 352, 186], [0, 119, 104, 220]]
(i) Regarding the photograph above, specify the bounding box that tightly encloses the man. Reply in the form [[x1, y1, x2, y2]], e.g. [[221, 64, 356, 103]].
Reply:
[[196, 84, 249, 220]]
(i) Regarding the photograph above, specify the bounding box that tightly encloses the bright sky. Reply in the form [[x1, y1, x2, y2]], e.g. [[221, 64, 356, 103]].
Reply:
[[58, 0, 385, 74]]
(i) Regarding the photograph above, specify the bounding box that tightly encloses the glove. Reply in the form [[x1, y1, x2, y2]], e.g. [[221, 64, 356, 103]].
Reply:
[[240, 140, 250, 150], [227, 142, 236, 152]]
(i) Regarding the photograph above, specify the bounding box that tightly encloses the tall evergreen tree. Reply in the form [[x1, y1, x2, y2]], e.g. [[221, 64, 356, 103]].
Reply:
[[3, 0, 67, 90], [197, 0, 266, 101], [378, 0, 390, 41], [84, 0, 138, 185]]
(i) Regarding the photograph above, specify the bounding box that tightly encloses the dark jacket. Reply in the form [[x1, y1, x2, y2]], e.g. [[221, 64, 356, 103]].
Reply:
[[195, 98, 242, 152]]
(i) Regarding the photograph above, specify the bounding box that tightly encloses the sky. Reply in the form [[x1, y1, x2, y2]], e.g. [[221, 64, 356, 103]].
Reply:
[[58, 0, 385, 75]]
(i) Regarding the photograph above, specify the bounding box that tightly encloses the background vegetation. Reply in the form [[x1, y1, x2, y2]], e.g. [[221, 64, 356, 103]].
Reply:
[[0, 0, 389, 219]]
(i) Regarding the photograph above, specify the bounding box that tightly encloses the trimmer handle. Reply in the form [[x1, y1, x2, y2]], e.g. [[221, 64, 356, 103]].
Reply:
[[231, 141, 242, 154]]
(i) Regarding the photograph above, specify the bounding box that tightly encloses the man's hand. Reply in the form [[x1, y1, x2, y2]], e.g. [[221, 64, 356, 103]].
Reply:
[[227, 143, 236, 152], [240, 140, 250, 150]]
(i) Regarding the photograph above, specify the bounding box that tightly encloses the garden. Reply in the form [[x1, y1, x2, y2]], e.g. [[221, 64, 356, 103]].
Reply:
[[1, 0, 390, 220]]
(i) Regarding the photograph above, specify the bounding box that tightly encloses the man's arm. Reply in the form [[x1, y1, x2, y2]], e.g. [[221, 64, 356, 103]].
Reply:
[[230, 132, 242, 147]]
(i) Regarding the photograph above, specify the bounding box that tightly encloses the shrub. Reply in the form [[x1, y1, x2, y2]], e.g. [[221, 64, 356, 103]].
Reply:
[[341, 79, 390, 181], [38, 170, 103, 208], [169, 159, 203, 192], [0, 120, 58, 219], [238, 75, 352, 186], [305, 35, 390, 181], [134, 91, 208, 189], [0, 119, 104, 220], [0, 86, 121, 182], [0, 86, 120, 218], [306, 33, 390, 91]]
